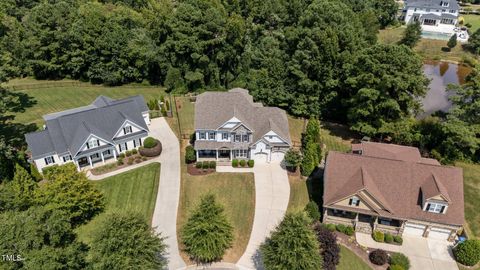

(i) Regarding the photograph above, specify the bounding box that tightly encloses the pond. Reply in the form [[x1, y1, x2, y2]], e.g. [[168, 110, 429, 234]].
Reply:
[[420, 61, 472, 118]]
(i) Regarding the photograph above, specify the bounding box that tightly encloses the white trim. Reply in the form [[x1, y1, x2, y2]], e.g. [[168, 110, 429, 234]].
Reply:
[[112, 119, 147, 139], [73, 134, 114, 157]]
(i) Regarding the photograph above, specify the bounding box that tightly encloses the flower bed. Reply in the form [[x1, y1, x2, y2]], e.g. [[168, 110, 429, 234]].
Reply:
[[187, 162, 216, 175], [90, 154, 151, 175], [139, 139, 162, 157]]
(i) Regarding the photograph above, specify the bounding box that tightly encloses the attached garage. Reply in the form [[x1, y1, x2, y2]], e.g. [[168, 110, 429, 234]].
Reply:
[[253, 152, 268, 163], [403, 223, 426, 237], [270, 151, 285, 162], [428, 227, 451, 240]]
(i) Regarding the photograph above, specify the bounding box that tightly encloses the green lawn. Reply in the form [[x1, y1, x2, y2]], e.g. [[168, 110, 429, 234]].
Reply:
[[287, 177, 310, 213], [174, 96, 195, 136], [4, 78, 165, 127], [464, 14, 480, 33], [338, 245, 372, 270], [76, 163, 161, 244], [456, 162, 480, 239], [378, 27, 405, 45], [177, 167, 255, 263]]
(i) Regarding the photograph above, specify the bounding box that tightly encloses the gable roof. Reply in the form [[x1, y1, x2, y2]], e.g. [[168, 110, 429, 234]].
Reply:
[[25, 95, 149, 158], [422, 173, 452, 202], [194, 88, 291, 144], [324, 150, 464, 226]]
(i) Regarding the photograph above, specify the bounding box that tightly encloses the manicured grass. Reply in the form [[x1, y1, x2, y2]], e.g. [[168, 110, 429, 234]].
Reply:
[[378, 27, 479, 63], [287, 176, 310, 213], [456, 162, 480, 239], [338, 245, 372, 270], [4, 78, 165, 127], [287, 115, 305, 144], [464, 14, 480, 33], [174, 96, 195, 135], [76, 163, 161, 244], [177, 166, 255, 263]]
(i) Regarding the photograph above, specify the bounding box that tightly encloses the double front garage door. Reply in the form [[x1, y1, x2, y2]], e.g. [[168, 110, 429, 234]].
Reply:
[[403, 223, 451, 240], [253, 151, 285, 163]]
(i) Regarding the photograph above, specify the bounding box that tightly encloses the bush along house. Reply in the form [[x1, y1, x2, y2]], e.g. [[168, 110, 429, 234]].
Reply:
[[322, 142, 464, 241]]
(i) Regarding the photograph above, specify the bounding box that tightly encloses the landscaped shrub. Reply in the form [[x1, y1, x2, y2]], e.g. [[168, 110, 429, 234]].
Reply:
[[389, 265, 405, 270], [135, 158, 142, 163], [453, 239, 480, 266], [336, 224, 346, 234], [142, 156, 148, 161], [248, 159, 254, 168], [390, 253, 410, 270], [202, 161, 209, 170], [196, 162, 202, 169], [117, 158, 124, 166], [143, 137, 157, 148], [132, 149, 138, 155], [344, 226, 354, 236], [209, 161, 216, 169], [185, 145, 196, 164], [30, 163, 43, 181], [127, 157, 134, 165], [394, 235, 403, 244], [304, 201, 320, 222], [314, 223, 340, 270], [369, 249, 388, 265], [239, 159, 246, 167], [119, 153, 126, 158], [385, 233, 394, 243], [125, 150, 132, 157], [232, 159, 238, 167], [325, 224, 336, 232], [139, 140, 162, 157], [372, 230, 385, 242]]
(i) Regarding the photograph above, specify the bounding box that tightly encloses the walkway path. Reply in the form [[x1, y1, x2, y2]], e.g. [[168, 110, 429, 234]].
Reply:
[[218, 162, 290, 270], [356, 233, 458, 270], [87, 118, 186, 270]]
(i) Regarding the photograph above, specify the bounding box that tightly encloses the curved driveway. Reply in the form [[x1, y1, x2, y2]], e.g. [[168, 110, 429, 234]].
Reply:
[[219, 161, 290, 270]]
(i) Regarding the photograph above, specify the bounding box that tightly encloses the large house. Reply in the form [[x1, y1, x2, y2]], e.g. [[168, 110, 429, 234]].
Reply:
[[403, 0, 459, 36], [323, 142, 464, 241], [194, 88, 291, 163], [25, 95, 150, 172]]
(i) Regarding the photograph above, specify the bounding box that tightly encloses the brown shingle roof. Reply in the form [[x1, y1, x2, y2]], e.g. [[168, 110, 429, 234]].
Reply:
[[194, 89, 291, 145], [324, 151, 464, 226], [352, 142, 440, 165]]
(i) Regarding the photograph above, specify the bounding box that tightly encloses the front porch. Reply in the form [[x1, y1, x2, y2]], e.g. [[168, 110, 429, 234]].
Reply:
[[196, 148, 249, 161], [323, 208, 404, 235], [75, 147, 118, 170]]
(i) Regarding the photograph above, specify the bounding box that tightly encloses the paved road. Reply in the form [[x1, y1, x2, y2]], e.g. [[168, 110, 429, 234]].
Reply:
[[150, 118, 186, 270], [229, 162, 290, 270], [356, 232, 458, 270]]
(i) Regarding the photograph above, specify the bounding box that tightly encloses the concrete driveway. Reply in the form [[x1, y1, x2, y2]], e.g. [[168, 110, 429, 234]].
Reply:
[[150, 118, 186, 270], [356, 233, 458, 270], [233, 161, 290, 270]]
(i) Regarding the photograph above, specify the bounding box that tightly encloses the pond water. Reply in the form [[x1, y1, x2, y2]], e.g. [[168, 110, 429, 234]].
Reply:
[[420, 61, 472, 118]]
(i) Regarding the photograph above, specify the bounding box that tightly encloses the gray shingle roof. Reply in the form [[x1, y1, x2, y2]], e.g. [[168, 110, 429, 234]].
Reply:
[[194, 89, 291, 146], [406, 0, 459, 10], [25, 95, 149, 159]]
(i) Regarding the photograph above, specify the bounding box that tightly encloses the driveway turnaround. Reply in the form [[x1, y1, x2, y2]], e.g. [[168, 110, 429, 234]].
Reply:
[[150, 118, 186, 270], [356, 233, 458, 270], [221, 161, 289, 270]]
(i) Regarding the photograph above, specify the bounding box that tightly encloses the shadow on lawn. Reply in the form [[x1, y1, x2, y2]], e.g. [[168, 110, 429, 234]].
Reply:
[[306, 167, 324, 212]]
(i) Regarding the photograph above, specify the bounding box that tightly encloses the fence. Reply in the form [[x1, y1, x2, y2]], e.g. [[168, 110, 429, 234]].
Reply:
[[5, 81, 87, 91]]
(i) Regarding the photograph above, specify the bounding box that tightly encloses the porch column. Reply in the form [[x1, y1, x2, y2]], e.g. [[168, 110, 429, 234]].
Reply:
[[373, 216, 378, 230], [230, 150, 233, 160], [196, 150, 199, 161], [74, 160, 80, 171], [216, 150, 219, 160], [101, 151, 105, 164], [88, 155, 93, 168], [113, 149, 117, 159]]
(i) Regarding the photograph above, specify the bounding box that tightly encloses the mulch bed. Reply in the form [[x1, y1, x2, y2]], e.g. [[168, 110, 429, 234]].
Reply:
[[334, 232, 388, 270], [187, 163, 215, 175], [90, 155, 154, 175]]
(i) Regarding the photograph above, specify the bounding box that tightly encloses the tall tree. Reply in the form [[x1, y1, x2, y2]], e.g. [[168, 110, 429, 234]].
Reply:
[[261, 212, 322, 270], [9, 164, 37, 210], [401, 22, 422, 48], [314, 224, 340, 270], [35, 163, 104, 226], [90, 212, 167, 270], [344, 44, 428, 137], [181, 194, 233, 263]]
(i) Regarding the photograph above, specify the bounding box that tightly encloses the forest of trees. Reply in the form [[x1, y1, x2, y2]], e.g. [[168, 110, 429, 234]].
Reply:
[[1, 0, 479, 171]]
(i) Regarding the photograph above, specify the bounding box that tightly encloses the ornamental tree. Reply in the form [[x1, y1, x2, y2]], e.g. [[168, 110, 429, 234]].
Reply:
[[181, 194, 233, 263]]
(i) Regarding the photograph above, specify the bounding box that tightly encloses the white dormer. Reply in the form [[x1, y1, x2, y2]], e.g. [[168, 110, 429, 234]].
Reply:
[[219, 117, 242, 129], [113, 120, 145, 139], [263, 131, 288, 144]]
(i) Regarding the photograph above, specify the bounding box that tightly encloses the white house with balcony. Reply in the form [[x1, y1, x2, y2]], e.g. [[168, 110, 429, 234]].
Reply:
[[25, 95, 150, 172], [194, 88, 291, 163], [404, 0, 459, 37]]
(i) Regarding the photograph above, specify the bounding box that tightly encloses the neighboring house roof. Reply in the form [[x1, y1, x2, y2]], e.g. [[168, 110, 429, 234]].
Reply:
[[324, 148, 464, 226], [420, 13, 457, 20], [25, 95, 149, 159], [405, 0, 459, 10], [194, 88, 291, 146]]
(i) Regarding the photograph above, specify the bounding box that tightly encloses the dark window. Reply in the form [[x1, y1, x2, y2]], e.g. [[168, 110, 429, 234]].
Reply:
[[235, 134, 241, 142], [44, 156, 55, 165], [123, 126, 132, 134]]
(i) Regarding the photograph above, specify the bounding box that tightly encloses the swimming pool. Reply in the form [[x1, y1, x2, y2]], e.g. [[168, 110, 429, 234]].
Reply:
[[422, 31, 454, 40]]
